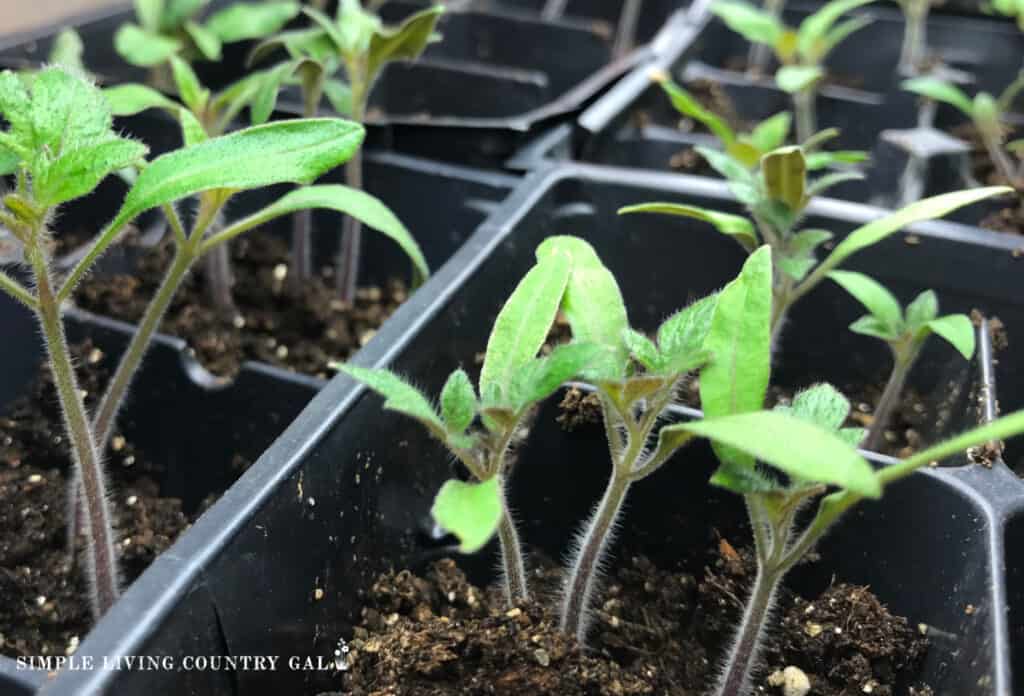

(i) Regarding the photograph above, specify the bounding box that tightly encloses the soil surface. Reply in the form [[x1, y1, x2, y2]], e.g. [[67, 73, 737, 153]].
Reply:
[[335, 547, 931, 696], [0, 343, 200, 659], [950, 123, 1024, 237], [74, 234, 406, 379]]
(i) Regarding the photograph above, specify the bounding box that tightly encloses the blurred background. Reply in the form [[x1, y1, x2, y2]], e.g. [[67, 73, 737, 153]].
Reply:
[[1, 0, 121, 35]]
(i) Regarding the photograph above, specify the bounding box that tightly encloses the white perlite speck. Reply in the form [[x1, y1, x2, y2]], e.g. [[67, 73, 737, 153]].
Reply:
[[768, 666, 811, 696]]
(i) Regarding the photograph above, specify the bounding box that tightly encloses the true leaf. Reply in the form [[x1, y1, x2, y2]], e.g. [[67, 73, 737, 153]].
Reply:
[[747, 112, 791, 153], [804, 150, 868, 170], [762, 146, 806, 212], [135, 0, 164, 34], [902, 77, 975, 117], [338, 365, 443, 436], [170, 55, 208, 112], [710, 0, 784, 46], [206, 2, 300, 43], [619, 202, 758, 252], [924, 315, 975, 359], [323, 78, 353, 116], [104, 84, 181, 116], [535, 236, 629, 381], [431, 477, 502, 554], [848, 315, 899, 341], [904, 289, 938, 328], [806, 171, 864, 198], [49, 29, 88, 76], [776, 65, 824, 94], [683, 411, 881, 496], [36, 138, 148, 207], [797, 0, 875, 61], [774, 383, 852, 431], [479, 254, 570, 407], [657, 293, 719, 374], [657, 76, 734, 146], [184, 20, 221, 61], [622, 329, 661, 371], [115, 24, 182, 66], [638, 423, 697, 478], [507, 342, 602, 412], [828, 270, 903, 333], [441, 369, 476, 434], [366, 5, 445, 80]]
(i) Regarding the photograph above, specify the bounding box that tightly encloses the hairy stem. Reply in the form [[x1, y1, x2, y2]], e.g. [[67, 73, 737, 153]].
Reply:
[[793, 87, 817, 146], [898, 0, 929, 75], [982, 132, 1019, 188], [335, 77, 367, 303], [714, 563, 784, 696], [748, 0, 785, 75], [865, 344, 919, 451], [290, 95, 319, 291], [496, 492, 530, 606], [32, 251, 119, 618], [559, 473, 631, 643]]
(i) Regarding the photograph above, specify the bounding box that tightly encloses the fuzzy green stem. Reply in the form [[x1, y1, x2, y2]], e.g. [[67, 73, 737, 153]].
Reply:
[[898, 0, 929, 75], [497, 489, 530, 606], [92, 247, 195, 451], [793, 88, 817, 146], [982, 131, 1019, 188], [715, 561, 784, 696], [559, 472, 631, 642], [865, 342, 920, 452], [202, 220, 235, 316], [335, 74, 367, 303], [290, 91, 321, 291], [32, 249, 119, 618], [748, 0, 785, 75], [0, 269, 37, 310]]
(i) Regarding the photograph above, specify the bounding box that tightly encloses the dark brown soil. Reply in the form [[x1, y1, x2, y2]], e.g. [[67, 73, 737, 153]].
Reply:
[[0, 342, 195, 659], [948, 123, 1024, 237], [337, 546, 931, 696], [74, 234, 406, 379]]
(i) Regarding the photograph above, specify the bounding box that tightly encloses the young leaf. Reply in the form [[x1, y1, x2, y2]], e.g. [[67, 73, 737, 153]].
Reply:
[[904, 289, 938, 328], [848, 315, 899, 341], [701, 247, 773, 473], [184, 20, 221, 61], [806, 171, 864, 198], [656, 75, 735, 146], [479, 254, 571, 407], [804, 150, 868, 170], [535, 236, 630, 381], [104, 84, 181, 116], [683, 411, 881, 496], [711, 0, 784, 47], [822, 14, 874, 57], [657, 293, 719, 373], [762, 146, 806, 212], [338, 365, 444, 436], [441, 369, 477, 434], [169, 55, 208, 113], [367, 5, 445, 80], [747, 112, 792, 153], [199, 184, 428, 286], [774, 383, 852, 431], [618, 203, 758, 252], [902, 77, 975, 117], [622, 329, 662, 371], [205, 2, 300, 43], [431, 477, 502, 554], [803, 187, 1011, 291], [134, 0, 164, 34], [827, 270, 903, 334], [796, 0, 875, 61], [923, 315, 975, 359], [776, 65, 824, 94], [49, 29, 89, 76], [36, 138, 149, 207], [115, 23, 182, 66], [163, 0, 207, 29], [507, 343, 602, 412], [178, 107, 207, 146]]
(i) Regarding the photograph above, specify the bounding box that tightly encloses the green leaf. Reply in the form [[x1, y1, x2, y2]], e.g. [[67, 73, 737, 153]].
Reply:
[[657, 293, 719, 374], [902, 77, 975, 117], [762, 146, 806, 212], [323, 78, 353, 116], [479, 254, 571, 408], [115, 24, 182, 67], [177, 107, 207, 146], [804, 150, 868, 170], [657, 76, 735, 146], [710, 0, 784, 47], [700, 246, 773, 469], [618, 202, 758, 252], [184, 20, 221, 61], [904, 289, 938, 328], [806, 171, 864, 198], [805, 187, 1011, 290], [507, 343, 603, 412], [535, 236, 630, 381], [790, 228, 832, 255], [367, 5, 445, 80], [206, 2, 300, 43], [104, 84, 181, 116], [684, 411, 881, 496], [797, 0, 875, 61], [169, 55, 208, 112], [250, 61, 294, 125], [202, 184, 427, 285], [134, 0, 164, 34], [747, 112, 792, 153], [776, 65, 824, 94], [973, 92, 1002, 133], [774, 383, 852, 431], [848, 315, 899, 341], [164, 0, 208, 30], [431, 477, 502, 554], [827, 270, 903, 333], [779, 228, 831, 281], [441, 369, 476, 434], [48, 29, 89, 76], [821, 14, 873, 58], [339, 365, 443, 435], [622, 329, 661, 371], [36, 138, 148, 207], [924, 315, 975, 359]]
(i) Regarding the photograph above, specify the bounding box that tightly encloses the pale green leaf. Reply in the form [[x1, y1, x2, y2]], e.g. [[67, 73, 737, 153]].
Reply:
[[164, 0, 208, 30], [441, 369, 476, 434], [184, 20, 221, 61], [806, 170, 864, 198], [711, 0, 784, 46], [622, 329, 661, 371], [848, 315, 899, 341], [776, 65, 824, 94], [657, 293, 719, 374], [762, 146, 806, 211], [804, 150, 868, 170], [924, 315, 975, 359], [339, 365, 443, 434], [747, 112, 792, 153], [169, 55, 208, 112], [904, 289, 938, 328], [684, 411, 881, 496], [507, 343, 602, 412], [828, 270, 903, 333], [48, 29, 89, 76], [431, 477, 502, 554], [774, 383, 852, 431], [367, 5, 445, 80], [657, 76, 734, 146], [104, 84, 181, 116], [479, 254, 570, 407], [797, 0, 875, 61], [206, 2, 300, 43], [535, 236, 630, 381], [618, 202, 758, 252], [323, 78, 353, 116], [115, 23, 182, 67], [822, 14, 874, 57], [134, 0, 164, 34], [902, 77, 975, 117]]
